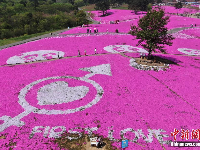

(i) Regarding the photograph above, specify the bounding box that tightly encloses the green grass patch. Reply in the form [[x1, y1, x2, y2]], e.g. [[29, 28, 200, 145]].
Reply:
[[81, 4, 129, 11], [0, 30, 60, 46], [112, 4, 129, 10]]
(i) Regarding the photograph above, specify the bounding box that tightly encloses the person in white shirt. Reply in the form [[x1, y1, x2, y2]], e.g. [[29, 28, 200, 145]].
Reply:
[[95, 48, 97, 54]]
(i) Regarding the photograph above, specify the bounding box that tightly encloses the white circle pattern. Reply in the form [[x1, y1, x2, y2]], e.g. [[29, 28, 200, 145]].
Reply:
[[18, 76, 103, 115], [104, 45, 148, 53], [178, 48, 200, 55], [7, 50, 65, 65]]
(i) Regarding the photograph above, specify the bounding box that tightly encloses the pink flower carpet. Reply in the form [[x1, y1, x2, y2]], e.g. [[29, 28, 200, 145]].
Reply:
[[0, 7, 200, 150], [158, 6, 200, 14]]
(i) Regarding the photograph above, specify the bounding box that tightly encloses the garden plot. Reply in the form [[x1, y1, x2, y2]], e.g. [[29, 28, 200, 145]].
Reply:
[[2, 32, 200, 66], [167, 15, 200, 29], [159, 6, 200, 14], [0, 49, 200, 149], [88, 9, 144, 24], [180, 27, 200, 37], [60, 21, 138, 34], [0, 34, 149, 66]]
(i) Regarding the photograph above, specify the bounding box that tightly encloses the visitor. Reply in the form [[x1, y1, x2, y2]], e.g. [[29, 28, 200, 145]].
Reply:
[[85, 50, 87, 56], [107, 29, 108, 33], [97, 136, 104, 148], [95, 48, 97, 54], [87, 29, 89, 33], [140, 53, 143, 58], [142, 53, 146, 59], [90, 29, 91, 33], [78, 50, 81, 56]]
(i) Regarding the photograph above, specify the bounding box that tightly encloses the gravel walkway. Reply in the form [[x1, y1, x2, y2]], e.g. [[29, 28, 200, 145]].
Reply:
[[167, 26, 198, 34]]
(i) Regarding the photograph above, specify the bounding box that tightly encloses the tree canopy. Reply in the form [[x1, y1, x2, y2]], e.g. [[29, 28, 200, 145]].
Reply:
[[175, 2, 183, 9], [131, 8, 174, 57], [127, 0, 154, 12], [94, 0, 110, 16]]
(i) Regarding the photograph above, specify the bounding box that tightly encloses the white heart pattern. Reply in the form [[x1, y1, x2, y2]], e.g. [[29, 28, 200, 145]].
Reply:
[[37, 81, 89, 105]]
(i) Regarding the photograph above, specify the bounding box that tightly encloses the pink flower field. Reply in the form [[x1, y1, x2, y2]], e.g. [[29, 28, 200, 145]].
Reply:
[[88, 9, 145, 24], [0, 7, 200, 150], [167, 16, 200, 29], [180, 27, 200, 37], [61, 9, 200, 35], [60, 21, 138, 34], [159, 6, 200, 14]]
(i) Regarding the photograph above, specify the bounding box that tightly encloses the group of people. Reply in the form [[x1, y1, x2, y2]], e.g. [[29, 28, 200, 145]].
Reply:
[[87, 28, 98, 33], [191, 24, 197, 27], [140, 53, 146, 59], [78, 48, 97, 56], [96, 136, 105, 148]]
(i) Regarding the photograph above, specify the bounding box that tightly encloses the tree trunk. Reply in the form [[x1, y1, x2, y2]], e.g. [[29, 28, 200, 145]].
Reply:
[[148, 49, 152, 59]]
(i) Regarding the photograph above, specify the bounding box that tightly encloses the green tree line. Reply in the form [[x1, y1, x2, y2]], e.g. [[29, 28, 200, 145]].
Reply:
[[0, 0, 89, 39]]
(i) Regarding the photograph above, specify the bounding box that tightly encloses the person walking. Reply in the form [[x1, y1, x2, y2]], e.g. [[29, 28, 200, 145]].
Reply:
[[85, 50, 87, 56], [95, 48, 97, 54], [78, 50, 81, 56], [97, 136, 104, 148]]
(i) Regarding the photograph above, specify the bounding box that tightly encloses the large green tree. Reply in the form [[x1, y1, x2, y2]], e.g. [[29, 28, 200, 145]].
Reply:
[[75, 10, 89, 25], [128, 0, 140, 14], [131, 8, 174, 57], [94, 0, 110, 16]]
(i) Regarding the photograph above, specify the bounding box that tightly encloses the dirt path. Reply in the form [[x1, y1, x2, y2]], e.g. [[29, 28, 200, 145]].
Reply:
[[167, 26, 199, 34]]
